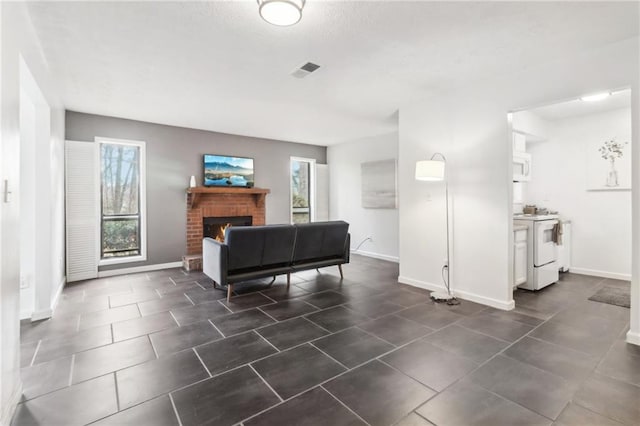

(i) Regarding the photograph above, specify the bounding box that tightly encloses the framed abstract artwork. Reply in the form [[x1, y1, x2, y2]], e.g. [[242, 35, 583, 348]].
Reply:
[[361, 159, 397, 209]]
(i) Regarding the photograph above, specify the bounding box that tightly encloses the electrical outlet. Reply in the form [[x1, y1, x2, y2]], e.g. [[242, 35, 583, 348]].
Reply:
[[20, 277, 29, 289], [443, 258, 449, 267], [368, 236, 374, 243]]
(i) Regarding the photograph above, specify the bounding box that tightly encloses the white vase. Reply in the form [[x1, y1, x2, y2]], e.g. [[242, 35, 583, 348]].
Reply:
[[189, 175, 196, 188]]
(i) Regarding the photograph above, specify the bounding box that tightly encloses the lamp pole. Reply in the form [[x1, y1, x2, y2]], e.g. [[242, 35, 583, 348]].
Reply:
[[428, 153, 457, 304]]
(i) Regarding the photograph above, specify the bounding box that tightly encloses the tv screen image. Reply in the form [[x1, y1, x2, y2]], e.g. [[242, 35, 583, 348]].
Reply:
[[203, 154, 255, 187]]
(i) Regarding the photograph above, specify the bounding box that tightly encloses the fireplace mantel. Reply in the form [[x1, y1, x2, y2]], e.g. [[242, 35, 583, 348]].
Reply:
[[186, 186, 270, 209]]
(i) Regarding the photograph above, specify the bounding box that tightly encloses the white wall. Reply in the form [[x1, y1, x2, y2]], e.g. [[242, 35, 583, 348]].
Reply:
[[398, 37, 639, 315], [328, 132, 399, 262], [0, 2, 65, 423], [526, 107, 631, 279]]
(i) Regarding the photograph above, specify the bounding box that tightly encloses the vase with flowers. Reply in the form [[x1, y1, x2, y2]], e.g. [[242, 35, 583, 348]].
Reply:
[[598, 138, 628, 187]]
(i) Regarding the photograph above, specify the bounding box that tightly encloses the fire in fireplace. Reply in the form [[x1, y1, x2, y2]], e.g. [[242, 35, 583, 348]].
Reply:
[[203, 216, 253, 243]]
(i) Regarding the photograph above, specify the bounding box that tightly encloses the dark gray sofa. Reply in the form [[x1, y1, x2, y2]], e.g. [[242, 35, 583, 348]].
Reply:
[[203, 221, 350, 301]]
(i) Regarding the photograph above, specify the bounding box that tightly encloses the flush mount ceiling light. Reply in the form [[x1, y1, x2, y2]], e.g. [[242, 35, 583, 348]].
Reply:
[[580, 92, 611, 102], [257, 0, 305, 26]]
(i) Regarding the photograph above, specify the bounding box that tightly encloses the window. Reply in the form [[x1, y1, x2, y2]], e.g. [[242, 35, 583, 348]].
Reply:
[[97, 138, 146, 264], [290, 157, 315, 223]]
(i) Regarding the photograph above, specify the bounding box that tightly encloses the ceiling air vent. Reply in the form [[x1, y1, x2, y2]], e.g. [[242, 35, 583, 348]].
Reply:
[[291, 62, 321, 78]]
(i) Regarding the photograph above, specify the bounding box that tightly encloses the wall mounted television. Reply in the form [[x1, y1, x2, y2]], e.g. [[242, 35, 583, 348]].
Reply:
[[203, 154, 255, 187]]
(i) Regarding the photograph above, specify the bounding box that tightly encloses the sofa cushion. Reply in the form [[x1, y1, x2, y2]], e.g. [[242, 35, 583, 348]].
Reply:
[[225, 226, 265, 271], [261, 225, 297, 267], [292, 221, 349, 264], [225, 225, 297, 272]]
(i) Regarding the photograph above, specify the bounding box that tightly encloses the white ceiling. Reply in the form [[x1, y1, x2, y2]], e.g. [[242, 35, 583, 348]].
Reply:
[[525, 89, 632, 121], [26, 1, 639, 146]]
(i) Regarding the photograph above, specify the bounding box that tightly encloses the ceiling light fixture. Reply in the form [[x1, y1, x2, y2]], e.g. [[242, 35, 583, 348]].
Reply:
[[257, 0, 305, 26], [580, 92, 611, 102]]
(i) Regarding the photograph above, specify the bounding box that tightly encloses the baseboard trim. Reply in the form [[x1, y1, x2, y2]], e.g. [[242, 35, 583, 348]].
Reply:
[[626, 331, 640, 346], [569, 267, 631, 281], [351, 250, 399, 263], [1, 381, 22, 426], [98, 261, 182, 278], [398, 275, 515, 311]]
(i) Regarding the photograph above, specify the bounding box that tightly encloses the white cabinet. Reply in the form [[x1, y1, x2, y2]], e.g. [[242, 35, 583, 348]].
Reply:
[[514, 228, 527, 287], [513, 132, 526, 152], [512, 132, 531, 182], [513, 152, 532, 182]]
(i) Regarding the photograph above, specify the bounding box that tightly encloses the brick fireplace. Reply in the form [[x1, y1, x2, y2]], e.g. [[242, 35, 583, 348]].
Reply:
[[184, 187, 270, 262]]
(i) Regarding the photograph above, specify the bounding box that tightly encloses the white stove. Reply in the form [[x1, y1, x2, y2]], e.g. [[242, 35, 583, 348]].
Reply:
[[514, 214, 559, 290]]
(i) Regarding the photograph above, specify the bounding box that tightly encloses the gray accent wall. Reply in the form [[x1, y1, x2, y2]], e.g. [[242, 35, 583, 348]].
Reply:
[[65, 111, 326, 271]]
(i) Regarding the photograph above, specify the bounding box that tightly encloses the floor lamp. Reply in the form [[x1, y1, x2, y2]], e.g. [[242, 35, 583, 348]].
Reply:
[[415, 154, 459, 304]]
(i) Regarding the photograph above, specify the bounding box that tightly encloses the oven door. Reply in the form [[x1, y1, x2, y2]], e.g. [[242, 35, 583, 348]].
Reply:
[[534, 220, 558, 266]]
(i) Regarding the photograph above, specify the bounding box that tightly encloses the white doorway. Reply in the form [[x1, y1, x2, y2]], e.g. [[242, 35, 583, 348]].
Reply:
[[19, 57, 53, 320]]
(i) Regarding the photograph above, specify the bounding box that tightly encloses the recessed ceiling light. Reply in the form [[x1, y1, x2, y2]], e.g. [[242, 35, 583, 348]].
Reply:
[[257, 0, 305, 26], [580, 92, 611, 102]]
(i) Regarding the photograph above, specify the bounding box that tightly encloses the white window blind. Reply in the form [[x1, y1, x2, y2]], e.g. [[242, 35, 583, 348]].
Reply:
[[65, 140, 98, 282]]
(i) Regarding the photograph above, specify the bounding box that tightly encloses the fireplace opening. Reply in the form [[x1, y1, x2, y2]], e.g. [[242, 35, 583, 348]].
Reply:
[[203, 216, 253, 243]]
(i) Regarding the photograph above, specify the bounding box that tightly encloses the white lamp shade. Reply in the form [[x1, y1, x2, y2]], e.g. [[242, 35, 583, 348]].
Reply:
[[258, 0, 305, 26], [415, 160, 445, 181]]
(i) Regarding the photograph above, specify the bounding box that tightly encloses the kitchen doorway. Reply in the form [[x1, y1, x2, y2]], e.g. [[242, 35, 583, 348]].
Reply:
[[507, 88, 632, 321]]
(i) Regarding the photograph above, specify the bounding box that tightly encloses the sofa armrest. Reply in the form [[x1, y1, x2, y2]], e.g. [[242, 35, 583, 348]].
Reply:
[[344, 233, 350, 263], [203, 237, 228, 286]]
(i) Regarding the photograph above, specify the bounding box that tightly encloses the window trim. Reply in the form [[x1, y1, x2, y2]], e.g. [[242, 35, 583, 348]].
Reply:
[[290, 156, 316, 224], [95, 136, 147, 266]]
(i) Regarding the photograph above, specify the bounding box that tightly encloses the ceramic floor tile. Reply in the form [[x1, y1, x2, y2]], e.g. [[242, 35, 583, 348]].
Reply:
[[305, 306, 370, 333], [252, 344, 346, 399], [416, 380, 550, 426], [324, 360, 435, 426], [138, 294, 193, 316], [244, 387, 366, 426], [424, 325, 509, 363], [396, 304, 464, 330], [172, 366, 280, 426], [529, 320, 618, 357], [20, 356, 73, 401], [220, 292, 276, 312], [150, 320, 222, 357], [573, 373, 640, 426], [382, 338, 477, 391], [116, 350, 209, 410], [259, 284, 310, 301], [358, 315, 432, 346], [11, 374, 118, 426], [20, 340, 39, 368], [458, 313, 535, 342], [258, 299, 318, 321], [300, 290, 350, 309], [256, 317, 329, 350], [169, 300, 231, 326], [72, 335, 156, 383], [596, 340, 640, 386], [195, 331, 277, 376], [79, 304, 140, 330], [554, 403, 625, 426], [313, 327, 394, 368], [112, 311, 178, 342], [92, 395, 179, 426], [504, 337, 599, 384], [344, 299, 404, 319], [395, 412, 434, 426], [211, 308, 276, 336], [469, 355, 574, 420], [109, 289, 160, 308], [34, 325, 113, 364]]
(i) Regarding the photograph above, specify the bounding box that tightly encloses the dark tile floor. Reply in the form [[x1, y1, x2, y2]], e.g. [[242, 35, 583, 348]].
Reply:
[[12, 255, 638, 426]]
